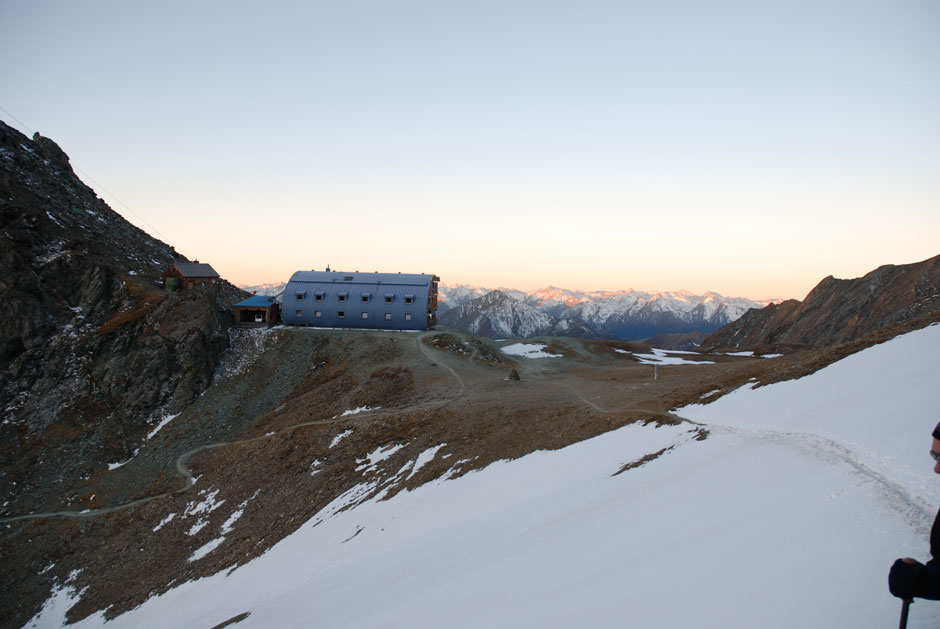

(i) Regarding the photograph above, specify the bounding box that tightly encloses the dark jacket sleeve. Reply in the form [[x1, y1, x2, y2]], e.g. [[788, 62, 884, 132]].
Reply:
[[929, 506, 940, 566]]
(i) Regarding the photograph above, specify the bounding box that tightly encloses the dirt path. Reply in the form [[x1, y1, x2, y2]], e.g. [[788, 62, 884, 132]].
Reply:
[[0, 330, 743, 525], [0, 332, 475, 524]]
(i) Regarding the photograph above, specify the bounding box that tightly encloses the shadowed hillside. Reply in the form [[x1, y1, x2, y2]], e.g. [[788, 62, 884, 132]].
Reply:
[[0, 121, 246, 525]]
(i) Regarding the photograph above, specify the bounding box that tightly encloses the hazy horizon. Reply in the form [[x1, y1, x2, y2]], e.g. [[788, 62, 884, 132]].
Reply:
[[2, 1, 938, 302]]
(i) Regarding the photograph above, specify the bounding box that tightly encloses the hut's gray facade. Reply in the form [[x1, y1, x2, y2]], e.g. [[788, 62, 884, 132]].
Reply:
[[282, 270, 439, 331]]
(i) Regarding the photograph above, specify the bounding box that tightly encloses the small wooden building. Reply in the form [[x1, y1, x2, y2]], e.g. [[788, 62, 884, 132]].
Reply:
[[233, 295, 280, 328], [163, 262, 220, 290]]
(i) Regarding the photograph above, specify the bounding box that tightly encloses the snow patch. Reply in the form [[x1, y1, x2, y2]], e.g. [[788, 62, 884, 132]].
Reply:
[[146, 413, 179, 440], [341, 406, 380, 417], [153, 513, 176, 532], [356, 444, 406, 473], [24, 583, 84, 628], [187, 520, 209, 536], [407, 444, 446, 480], [189, 537, 226, 562], [618, 348, 714, 365], [107, 450, 138, 471], [184, 489, 225, 518], [330, 430, 353, 448], [500, 343, 562, 358], [221, 508, 245, 535]]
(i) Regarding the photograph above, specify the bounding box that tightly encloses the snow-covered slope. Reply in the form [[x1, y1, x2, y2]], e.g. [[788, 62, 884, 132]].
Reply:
[[33, 324, 940, 629]]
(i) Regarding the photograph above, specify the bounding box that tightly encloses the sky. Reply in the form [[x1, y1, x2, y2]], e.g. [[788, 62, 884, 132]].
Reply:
[[1, 0, 938, 300]]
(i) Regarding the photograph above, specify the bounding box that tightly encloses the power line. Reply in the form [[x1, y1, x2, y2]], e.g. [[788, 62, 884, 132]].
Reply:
[[0, 104, 173, 244], [0, 105, 34, 134], [71, 164, 172, 244]]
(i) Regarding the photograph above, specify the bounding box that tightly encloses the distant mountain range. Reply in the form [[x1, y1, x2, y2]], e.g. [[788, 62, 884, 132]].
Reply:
[[239, 282, 286, 298], [238, 281, 771, 342], [437, 285, 772, 341]]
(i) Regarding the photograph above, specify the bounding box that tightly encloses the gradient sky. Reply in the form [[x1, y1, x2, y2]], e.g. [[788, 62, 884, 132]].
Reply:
[[2, 1, 938, 300]]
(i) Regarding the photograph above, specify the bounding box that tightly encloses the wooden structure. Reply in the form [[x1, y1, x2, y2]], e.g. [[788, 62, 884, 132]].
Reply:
[[163, 262, 220, 290], [233, 295, 280, 328]]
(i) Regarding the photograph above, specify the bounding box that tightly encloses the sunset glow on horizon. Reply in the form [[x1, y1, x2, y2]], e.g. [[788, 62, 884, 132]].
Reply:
[[2, 1, 937, 302]]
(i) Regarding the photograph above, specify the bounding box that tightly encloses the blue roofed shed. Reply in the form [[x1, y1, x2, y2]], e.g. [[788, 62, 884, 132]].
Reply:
[[282, 270, 439, 331], [234, 295, 280, 328]]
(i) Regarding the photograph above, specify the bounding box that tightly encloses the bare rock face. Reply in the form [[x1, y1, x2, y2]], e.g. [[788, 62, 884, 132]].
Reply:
[[702, 255, 940, 351], [0, 120, 244, 516]]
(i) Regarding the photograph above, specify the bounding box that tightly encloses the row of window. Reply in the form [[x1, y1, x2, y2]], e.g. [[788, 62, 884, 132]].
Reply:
[[296, 292, 415, 304], [295, 310, 413, 321]]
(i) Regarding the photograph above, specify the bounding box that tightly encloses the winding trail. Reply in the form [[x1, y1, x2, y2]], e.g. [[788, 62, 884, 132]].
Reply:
[[566, 381, 934, 533], [696, 421, 936, 529], [0, 333, 469, 525]]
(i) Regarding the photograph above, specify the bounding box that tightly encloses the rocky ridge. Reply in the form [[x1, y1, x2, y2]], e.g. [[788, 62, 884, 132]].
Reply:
[[0, 120, 245, 517], [701, 255, 940, 351]]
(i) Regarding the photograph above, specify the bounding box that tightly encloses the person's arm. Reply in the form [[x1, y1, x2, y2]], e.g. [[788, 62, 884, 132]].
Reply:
[[928, 506, 940, 566]]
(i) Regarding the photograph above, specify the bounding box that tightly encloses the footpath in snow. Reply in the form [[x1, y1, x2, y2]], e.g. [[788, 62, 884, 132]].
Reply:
[[28, 324, 940, 629]]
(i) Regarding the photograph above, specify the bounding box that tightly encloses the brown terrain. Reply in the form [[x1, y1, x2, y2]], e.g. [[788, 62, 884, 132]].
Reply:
[[3, 316, 937, 628]]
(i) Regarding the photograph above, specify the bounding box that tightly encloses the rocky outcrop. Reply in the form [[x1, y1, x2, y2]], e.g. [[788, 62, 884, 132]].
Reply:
[[701, 255, 940, 350], [0, 120, 245, 515]]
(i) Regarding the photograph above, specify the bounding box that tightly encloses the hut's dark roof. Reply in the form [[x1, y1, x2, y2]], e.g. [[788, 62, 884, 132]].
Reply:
[[173, 262, 219, 278], [288, 270, 434, 286]]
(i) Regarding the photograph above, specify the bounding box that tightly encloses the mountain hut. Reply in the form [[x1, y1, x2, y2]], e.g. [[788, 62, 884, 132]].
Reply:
[[163, 262, 220, 290], [282, 270, 439, 331]]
